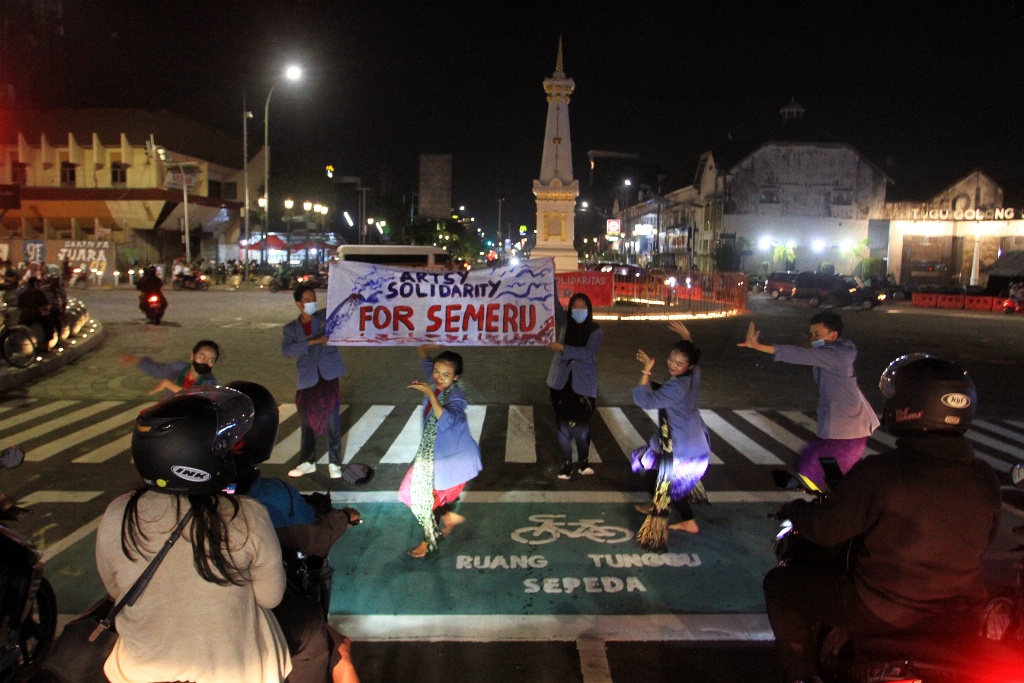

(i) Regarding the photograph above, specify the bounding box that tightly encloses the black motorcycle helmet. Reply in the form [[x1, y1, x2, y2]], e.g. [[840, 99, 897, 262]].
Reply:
[[224, 380, 279, 466], [132, 386, 254, 494], [879, 353, 976, 435]]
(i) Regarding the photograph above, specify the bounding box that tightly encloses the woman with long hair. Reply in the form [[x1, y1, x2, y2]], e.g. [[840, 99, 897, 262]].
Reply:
[[631, 322, 711, 551], [95, 387, 290, 683], [546, 292, 603, 480]]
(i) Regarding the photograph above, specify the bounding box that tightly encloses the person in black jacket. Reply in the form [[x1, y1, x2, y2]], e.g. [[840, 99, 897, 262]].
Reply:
[[763, 354, 1001, 683]]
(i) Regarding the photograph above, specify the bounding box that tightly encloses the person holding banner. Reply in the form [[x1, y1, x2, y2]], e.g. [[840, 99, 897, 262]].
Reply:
[[631, 322, 711, 550], [283, 285, 348, 480], [400, 346, 482, 558], [546, 293, 603, 480]]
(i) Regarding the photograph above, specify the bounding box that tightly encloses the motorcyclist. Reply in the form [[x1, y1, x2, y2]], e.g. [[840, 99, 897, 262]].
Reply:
[[763, 354, 1001, 683], [94, 387, 291, 682], [136, 265, 163, 295], [225, 380, 361, 683]]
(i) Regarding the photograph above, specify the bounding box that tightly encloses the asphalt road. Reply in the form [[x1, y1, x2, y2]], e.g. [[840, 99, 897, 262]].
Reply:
[[2, 287, 1023, 683]]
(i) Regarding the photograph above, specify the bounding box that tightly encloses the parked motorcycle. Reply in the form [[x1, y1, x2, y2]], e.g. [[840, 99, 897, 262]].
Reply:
[[171, 273, 210, 291], [139, 291, 167, 325], [770, 461, 1024, 682], [0, 446, 57, 683], [1002, 297, 1024, 314]]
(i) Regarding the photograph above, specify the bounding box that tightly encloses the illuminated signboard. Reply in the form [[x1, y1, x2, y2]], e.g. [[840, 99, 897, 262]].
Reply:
[[606, 219, 621, 236]]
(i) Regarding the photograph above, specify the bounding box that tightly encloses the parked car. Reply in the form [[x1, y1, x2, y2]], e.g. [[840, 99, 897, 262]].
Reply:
[[791, 272, 887, 309], [764, 271, 799, 299]]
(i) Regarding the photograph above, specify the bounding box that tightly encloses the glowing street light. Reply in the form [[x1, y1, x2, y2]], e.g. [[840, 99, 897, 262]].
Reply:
[[263, 65, 302, 263]]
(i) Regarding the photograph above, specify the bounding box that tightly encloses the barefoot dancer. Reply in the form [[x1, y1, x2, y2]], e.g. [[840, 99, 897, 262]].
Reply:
[[401, 347, 482, 558], [631, 322, 710, 550]]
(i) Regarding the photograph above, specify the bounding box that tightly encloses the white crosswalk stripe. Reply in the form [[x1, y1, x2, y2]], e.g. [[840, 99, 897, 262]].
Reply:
[[7, 399, 1024, 479], [699, 410, 785, 465]]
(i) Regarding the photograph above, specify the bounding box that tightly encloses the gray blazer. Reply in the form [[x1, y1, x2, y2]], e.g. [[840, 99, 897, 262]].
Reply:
[[773, 338, 880, 439], [546, 327, 603, 398], [282, 309, 348, 390]]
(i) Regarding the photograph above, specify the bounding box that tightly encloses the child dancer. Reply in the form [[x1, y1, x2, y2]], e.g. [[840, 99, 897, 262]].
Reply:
[[401, 346, 482, 558]]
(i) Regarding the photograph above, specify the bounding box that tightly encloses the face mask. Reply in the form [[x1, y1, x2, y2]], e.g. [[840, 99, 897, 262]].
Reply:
[[570, 309, 589, 324], [192, 361, 213, 375], [303, 302, 318, 316], [811, 339, 826, 348]]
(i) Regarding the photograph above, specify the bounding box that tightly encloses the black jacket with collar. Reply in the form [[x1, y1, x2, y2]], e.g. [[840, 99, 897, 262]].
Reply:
[[784, 432, 1001, 628]]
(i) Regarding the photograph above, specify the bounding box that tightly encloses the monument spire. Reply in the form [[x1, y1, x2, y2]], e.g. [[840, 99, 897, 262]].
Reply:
[[531, 38, 580, 273]]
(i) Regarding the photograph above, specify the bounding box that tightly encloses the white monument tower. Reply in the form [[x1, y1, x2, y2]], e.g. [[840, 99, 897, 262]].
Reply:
[[532, 38, 579, 272]]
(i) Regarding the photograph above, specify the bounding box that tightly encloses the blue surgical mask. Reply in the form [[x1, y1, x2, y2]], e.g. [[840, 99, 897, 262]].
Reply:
[[811, 339, 826, 348], [571, 309, 589, 324], [303, 302, 318, 316]]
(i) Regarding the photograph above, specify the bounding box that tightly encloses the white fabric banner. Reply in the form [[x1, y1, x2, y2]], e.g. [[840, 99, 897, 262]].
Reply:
[[325, 258, 557, 346]]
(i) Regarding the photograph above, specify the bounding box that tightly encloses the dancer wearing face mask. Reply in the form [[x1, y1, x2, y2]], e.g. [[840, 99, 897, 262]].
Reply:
[[283, 285, 348, 480], [119, 339, 220, 396], [738, 311, 879, 488], [546, 292, 603, 480]]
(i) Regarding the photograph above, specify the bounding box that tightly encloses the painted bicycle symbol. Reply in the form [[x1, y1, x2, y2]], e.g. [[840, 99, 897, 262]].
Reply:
[[510, 514, 634, 545]]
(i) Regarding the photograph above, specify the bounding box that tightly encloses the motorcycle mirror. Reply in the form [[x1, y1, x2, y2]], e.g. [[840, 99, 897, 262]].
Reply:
[[1012, 463, 1024, 487], [0, 446, 25, 469]]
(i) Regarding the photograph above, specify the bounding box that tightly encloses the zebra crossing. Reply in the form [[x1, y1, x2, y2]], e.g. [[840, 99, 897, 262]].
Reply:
[[3, 396, 1024, 488]]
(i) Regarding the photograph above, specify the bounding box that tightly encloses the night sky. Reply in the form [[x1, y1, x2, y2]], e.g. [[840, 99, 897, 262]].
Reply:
[[22, 1, 1024, 232]]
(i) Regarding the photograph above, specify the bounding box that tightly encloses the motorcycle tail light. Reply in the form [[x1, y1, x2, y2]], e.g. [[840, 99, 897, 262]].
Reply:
[[148, 295, 159, 303]]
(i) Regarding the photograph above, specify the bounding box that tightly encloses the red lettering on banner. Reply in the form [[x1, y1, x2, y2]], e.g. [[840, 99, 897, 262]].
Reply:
[[373, 307, 391, 330], [394, 306, 414, 331], [486, 303, 500, 332], [445, 305, 462, 332], [504, 304, 518, 332], [464, 304, 485, 331], [359, 306, 373, 332], [426, 305, 442, 332], [521, 305, 537, 332]]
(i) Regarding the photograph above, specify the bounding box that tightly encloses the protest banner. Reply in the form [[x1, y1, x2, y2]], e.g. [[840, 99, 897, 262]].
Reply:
[[554, 270, 613, 307], [326, 257, 557, 346]]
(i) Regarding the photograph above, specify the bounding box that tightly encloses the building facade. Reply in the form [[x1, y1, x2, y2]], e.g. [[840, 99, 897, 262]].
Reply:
[[0, 109, 247, 272]]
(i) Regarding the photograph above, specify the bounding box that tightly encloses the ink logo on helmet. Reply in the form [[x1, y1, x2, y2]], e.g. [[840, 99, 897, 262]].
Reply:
[[171, 465, 212, 482], [940, 393, 972, 409]]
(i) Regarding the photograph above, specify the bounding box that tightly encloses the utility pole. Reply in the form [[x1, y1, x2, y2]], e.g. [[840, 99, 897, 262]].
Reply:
[[497, 197, 505, 246], [242, 96, 253, 281]]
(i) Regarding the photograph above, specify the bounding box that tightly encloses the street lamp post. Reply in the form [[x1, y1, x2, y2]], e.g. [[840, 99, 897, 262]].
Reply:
[[283, 198, 295, 266], [263, 65, 302, 264], [242, 100, 253, 282]]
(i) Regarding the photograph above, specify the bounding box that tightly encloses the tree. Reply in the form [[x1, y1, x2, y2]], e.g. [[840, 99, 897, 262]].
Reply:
[[773, 244, 796, 270]]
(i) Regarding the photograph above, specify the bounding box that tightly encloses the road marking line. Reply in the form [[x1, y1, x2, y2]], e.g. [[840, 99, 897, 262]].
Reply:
[[41, 514, 102, 563], [975, 452, 1012, 472], [28, 403, 153, 461], [0, 399, 77, 431], [4, 401, 120, 446], [325, 490, 810, 504], [780, 410, 880, 457], [598, 407, 645, 461], [643, 408, 722, 464], [20, 490, 104, 505], [973, 420, 1024, 446], [381, 408, 421, 463], [966, 429, 1024, 461], [73, 433, 132, 463], [577, 638, 613, 683], [467, 405, 486, 445], [1008, 420, 1024, 430], [270, 405, 349, 464], [0, 397, 35, 413], [320, 405, 393, 465], [736, 410, 806, 454], [326, 613, 773, 642], [700, 410, 784, 465], [505, 405, 536, 463]]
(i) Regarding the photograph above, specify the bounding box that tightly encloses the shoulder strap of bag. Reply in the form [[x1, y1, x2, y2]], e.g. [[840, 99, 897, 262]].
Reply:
[[91, 507, 195, 640]]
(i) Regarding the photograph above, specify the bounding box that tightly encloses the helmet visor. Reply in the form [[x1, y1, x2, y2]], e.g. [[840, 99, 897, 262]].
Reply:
[[879, 353, 932, 399], [177, 386, 254, 452]]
